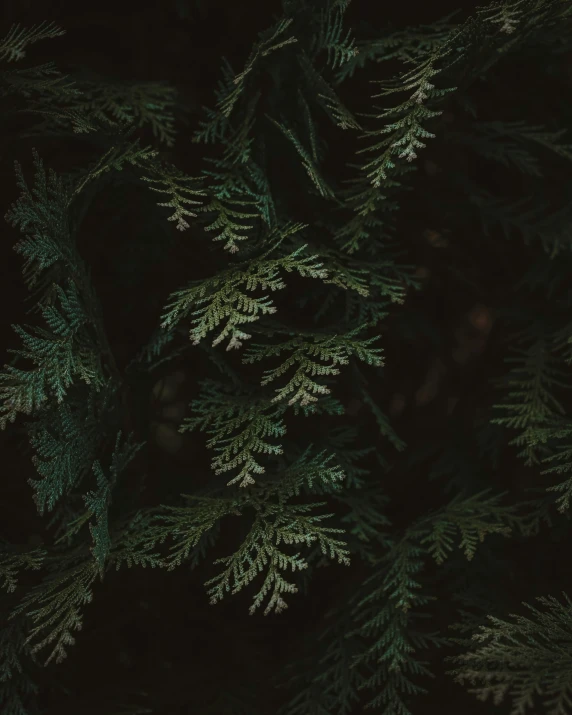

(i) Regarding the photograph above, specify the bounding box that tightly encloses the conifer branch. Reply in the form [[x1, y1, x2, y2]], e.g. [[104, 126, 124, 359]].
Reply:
[[160, 226, 329, 350], [449, 593, 572, 715], [0, 21, 65, 63], [243, 325, 383, 407], [10, 555, 99, 665]]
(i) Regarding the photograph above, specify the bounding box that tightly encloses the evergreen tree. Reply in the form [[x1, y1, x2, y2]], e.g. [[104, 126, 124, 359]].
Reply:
[[1, 1, 572, 713]]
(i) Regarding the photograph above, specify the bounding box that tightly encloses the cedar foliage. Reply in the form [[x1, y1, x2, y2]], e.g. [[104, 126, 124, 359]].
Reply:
[[1, 1, 572, 713]]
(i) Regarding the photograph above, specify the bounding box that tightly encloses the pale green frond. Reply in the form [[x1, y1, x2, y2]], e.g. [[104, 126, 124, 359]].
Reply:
[[0, 21, 65, 63]]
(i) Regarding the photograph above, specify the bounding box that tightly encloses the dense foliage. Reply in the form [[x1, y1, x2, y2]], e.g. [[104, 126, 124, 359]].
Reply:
[[2, 1, 572, 713]]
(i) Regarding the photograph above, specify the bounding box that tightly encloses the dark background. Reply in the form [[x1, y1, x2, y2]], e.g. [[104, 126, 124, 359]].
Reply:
[[1, 1, 570, 713]]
